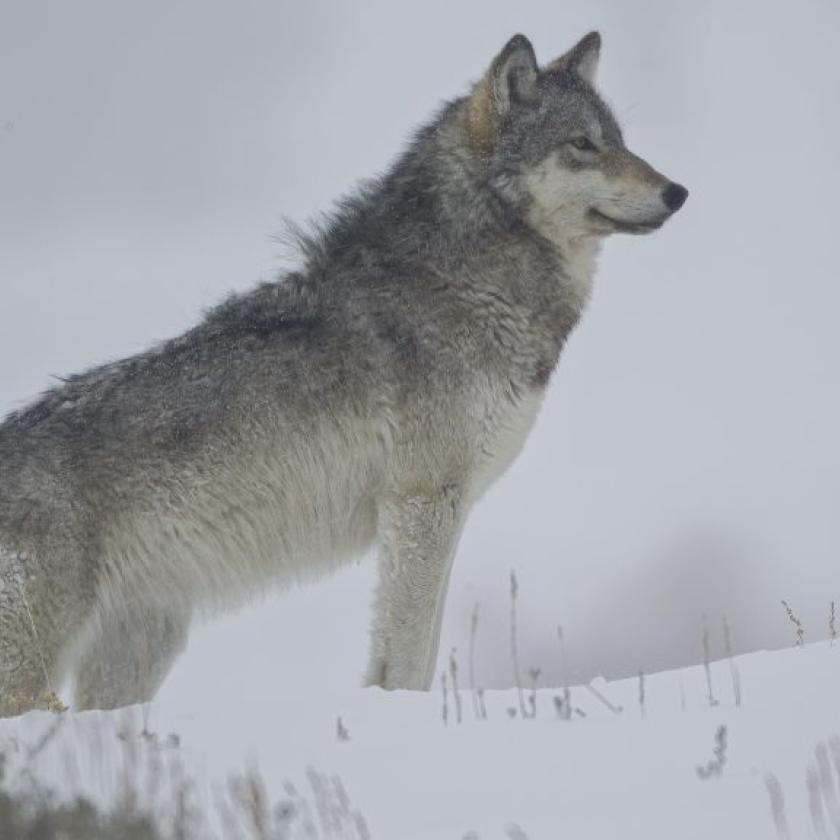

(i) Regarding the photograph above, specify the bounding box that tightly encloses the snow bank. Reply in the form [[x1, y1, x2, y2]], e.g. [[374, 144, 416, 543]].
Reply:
[[2, 640, 837, 838]]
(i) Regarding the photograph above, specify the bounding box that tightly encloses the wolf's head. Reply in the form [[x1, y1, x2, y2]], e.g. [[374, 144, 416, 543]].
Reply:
[[468, 33, 687, 247]]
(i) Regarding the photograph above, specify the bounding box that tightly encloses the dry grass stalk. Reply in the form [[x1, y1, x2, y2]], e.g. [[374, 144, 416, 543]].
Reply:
[[638, 668, 646, 719], [441, 671, 449, 727], [584, 683, 622, 715], [781, 600, 804, 647], [509, 571, 528, 718], [696, 725, 727, 779], [469, 603, 484, 720], [449, 648, 463, 725], [702, 615, 718, 708], [556, 626, 572, 721], [764, 774, 790, 840], [722, 615, 742, 708]]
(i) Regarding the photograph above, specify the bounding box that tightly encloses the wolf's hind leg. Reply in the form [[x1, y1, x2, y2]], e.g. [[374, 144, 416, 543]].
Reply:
[[0, 546, 91, 717], [73, 605, 190, 711], [365, 485, 465, 691]]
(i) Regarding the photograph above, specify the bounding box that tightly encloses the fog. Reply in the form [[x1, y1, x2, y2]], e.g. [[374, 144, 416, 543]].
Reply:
[[1, 1, 838, 700]]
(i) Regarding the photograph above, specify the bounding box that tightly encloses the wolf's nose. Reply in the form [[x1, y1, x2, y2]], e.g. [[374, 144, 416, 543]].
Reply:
[[662, 182, 689, 212]]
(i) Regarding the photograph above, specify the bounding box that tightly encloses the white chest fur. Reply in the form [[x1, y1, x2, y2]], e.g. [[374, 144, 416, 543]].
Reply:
[[559, 236, 600, 309], [468, 386, 545, 504]]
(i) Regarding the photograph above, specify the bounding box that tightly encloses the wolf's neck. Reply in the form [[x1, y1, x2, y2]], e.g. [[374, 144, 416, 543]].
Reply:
[[558, 236, 601, 311]]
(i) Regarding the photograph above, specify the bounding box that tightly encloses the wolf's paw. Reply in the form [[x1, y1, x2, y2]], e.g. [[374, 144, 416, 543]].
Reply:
[[363, 659, 387, 689], [45, 691, 68, 714]]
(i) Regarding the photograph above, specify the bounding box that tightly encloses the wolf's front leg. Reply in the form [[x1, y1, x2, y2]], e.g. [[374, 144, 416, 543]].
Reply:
[[365, 485, 465, 691]]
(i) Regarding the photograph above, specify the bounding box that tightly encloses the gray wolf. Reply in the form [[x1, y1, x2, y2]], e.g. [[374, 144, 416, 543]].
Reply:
[[0, 31, 687, 714]]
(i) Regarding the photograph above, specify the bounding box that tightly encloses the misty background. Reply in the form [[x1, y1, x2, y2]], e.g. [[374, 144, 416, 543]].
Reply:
[[1, 1, 838, 703]]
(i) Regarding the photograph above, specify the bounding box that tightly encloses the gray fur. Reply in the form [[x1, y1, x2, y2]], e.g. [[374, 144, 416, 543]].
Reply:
[[0, 32, 687, 714]]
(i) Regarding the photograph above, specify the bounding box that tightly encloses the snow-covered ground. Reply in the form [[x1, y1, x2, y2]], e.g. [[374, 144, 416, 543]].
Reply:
[[2, 639, 837, 838]]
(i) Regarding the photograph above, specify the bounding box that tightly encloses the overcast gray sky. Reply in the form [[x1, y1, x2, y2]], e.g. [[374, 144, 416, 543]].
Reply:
[[1, 0, 839, 701]]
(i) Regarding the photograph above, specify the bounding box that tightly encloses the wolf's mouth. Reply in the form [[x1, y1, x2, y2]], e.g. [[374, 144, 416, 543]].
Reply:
[[588, 209, 664, 235]]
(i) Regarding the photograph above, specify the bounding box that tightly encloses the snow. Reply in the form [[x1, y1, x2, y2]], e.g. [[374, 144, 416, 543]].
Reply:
[[3, 640, 837, 838]]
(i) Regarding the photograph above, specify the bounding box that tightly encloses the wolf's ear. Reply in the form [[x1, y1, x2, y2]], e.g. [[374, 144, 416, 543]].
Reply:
[[546, 31, 601, 84], [487, 34, 540, 113], [469, 34, 539, 152]]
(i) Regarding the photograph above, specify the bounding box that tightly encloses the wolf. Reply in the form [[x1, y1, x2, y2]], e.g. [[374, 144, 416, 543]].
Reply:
[[0, 31, 686, 715]]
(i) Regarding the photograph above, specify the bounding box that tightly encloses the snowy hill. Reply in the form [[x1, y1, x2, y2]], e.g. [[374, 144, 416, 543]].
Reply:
[[2, 640, 836, 838]]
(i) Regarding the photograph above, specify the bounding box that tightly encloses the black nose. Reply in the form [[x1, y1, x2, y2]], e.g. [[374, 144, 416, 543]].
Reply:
[[662, 182, 689, 212]]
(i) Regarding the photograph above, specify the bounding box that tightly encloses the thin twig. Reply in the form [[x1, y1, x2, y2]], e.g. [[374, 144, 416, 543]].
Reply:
[[806, 764, 827, 839], [509, 571, 528, 718], [449, 648, 462, 725], [781, 600, 805, 647], [696, 725, 728, 779], [638, 668, 646, 719], [527, 668, 540, 718], [702, 615, 718, 708], [441, 671, 449, 727], [469, 603, 482, 720], [557, 626, 572, 721], [764, 774, 790, 840], [722, 615, 742, 708], [584, 682, 623, 715]]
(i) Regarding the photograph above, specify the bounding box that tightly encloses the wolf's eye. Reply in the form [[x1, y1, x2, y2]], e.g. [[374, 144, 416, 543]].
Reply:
[[570, 137, 597, 152]]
